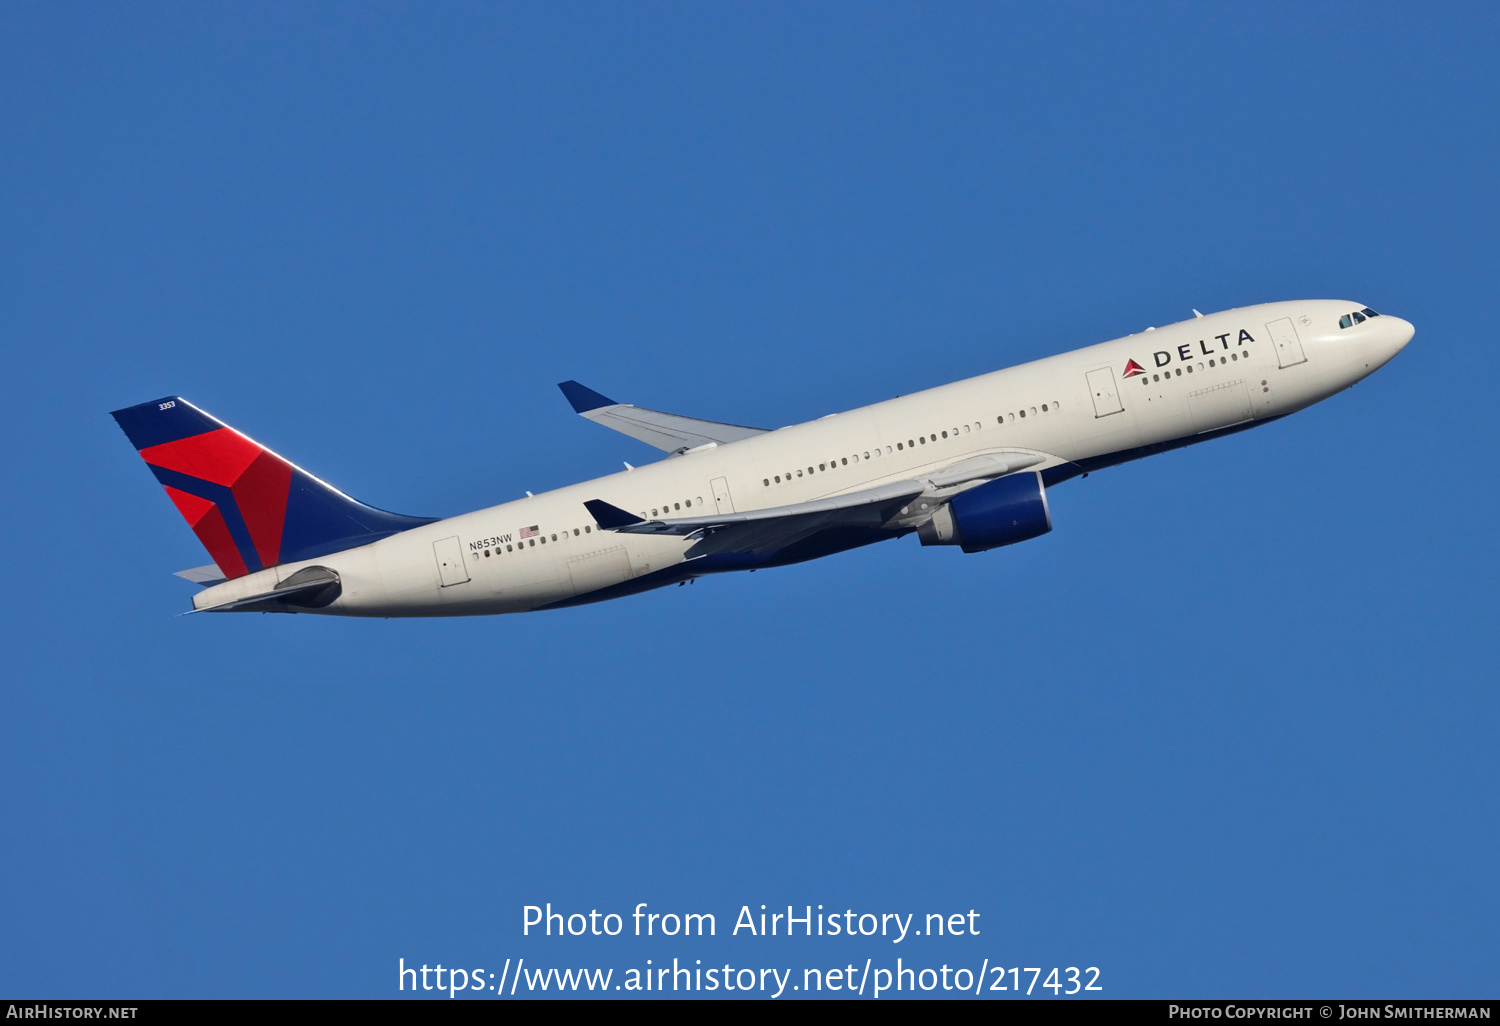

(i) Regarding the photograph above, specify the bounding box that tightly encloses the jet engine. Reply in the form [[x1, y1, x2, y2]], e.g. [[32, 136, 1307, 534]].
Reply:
[[916, 471, 1052, 553]]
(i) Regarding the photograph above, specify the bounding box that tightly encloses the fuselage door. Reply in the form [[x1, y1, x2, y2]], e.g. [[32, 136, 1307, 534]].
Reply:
[[433, 535, 471, 587], [711, 476, 736, 514], [1267, 317, 1307, 368], [1086, 366, 1124, 418]]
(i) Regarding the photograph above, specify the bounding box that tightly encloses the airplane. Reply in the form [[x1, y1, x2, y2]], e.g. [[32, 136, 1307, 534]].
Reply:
[[111, 299, 1412, 616]]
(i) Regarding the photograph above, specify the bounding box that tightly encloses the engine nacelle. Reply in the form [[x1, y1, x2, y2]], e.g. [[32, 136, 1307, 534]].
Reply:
[[917, 471, 1052, 553]]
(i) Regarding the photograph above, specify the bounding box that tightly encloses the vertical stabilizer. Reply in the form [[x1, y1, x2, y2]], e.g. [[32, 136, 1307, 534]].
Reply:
[[111, 397, 436, 579]]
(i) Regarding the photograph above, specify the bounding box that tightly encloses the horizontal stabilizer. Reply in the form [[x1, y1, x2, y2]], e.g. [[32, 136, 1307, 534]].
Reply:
[[175, 563, 226, 585], [557, 380, 770, 454], [190, 566, 342, 614]]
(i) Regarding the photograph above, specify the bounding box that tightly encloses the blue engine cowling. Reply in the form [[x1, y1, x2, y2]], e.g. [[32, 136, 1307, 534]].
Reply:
[[917, 471, 1052, 553]]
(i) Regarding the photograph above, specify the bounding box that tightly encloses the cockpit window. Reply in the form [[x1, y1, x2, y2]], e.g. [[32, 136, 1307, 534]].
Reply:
[[1340, 314, 1353, 328], [1353, 311, 1366, 324], [1361, 308, 1380, 317], [1339, 307, 1382, 329]]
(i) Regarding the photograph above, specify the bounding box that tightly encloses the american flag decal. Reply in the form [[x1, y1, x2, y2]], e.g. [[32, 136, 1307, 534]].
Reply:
[[520, 525, 539, 539]]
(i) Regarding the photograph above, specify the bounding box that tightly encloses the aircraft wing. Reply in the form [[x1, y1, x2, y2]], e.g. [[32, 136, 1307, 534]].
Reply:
[[558, 380, 770, 454], [582, 451, 1048, 558], [585, 480, 922, 557]]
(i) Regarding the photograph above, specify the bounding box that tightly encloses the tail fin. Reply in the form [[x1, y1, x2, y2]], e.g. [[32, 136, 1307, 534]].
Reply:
[[111, 397, 436, 579]]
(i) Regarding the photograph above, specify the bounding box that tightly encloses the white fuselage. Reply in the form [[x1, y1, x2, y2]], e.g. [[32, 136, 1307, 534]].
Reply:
[[194, 300, 1413, 616]]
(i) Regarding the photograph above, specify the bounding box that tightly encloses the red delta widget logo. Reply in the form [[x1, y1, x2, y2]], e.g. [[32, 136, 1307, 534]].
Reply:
[[1122, 359, 1147, 378]]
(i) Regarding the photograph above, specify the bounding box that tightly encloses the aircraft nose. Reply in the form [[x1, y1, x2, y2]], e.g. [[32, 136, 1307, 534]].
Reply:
[[1386, 315, 1415, 352]]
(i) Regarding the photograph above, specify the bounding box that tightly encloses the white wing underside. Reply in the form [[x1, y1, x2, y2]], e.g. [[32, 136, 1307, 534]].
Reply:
[[579, 404, 769, 453]]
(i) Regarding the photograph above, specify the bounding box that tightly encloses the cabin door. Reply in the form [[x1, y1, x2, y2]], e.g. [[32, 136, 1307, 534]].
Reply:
[[433, 536, 470, 587], [711, 476, 736, 514], [1086, 366, 1124, 417], [1267, 317, 1307, 368]]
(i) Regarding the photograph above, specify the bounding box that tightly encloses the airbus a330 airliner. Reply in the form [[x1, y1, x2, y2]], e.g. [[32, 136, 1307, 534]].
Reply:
[[112, 300, 1411, 616]]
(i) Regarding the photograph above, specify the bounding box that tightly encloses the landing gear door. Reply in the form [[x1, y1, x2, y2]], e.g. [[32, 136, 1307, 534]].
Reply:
[[1086, 366, 1123, 418], [1267, 317, 1307, 368], [433, 535, 470, 587]]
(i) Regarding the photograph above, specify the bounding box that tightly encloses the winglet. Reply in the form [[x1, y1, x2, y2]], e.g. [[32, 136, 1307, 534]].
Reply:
[[558, 381, 619, 414], [584, 499, 645, 529]]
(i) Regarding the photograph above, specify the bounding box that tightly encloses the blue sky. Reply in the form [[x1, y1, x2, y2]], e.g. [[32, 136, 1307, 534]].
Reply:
[[1, 2, 1495, 999]]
